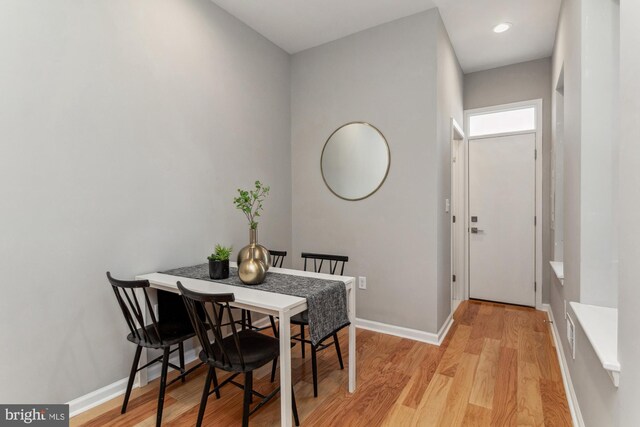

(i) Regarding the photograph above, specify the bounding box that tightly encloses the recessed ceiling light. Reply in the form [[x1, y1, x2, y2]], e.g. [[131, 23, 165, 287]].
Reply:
[[493, 22, 512, 33]]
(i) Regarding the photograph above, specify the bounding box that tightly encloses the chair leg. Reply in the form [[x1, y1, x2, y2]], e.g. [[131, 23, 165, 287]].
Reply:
[[156, 347, 170, 427], [121, 345, 142, 414], [271, 357, 278, 383], [196, 367, 213, 427], [211, 367, 221, 399], [292, 385, 300, 426], [269, 315, 278, 336], [242, 371, 253, 427], [333, 332, 344, 370], [311, 346, 318, 398], [178, 342, 186, 383], [300, 325, 305, 358]]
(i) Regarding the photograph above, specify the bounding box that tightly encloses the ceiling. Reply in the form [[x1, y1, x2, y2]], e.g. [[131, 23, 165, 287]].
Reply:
[[210, 0, 561, 73], [437, 0, 561, 72]]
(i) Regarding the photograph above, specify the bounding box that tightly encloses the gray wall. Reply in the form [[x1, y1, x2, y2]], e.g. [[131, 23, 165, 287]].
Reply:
[[0, 0, 291, 403], [436, 17, 464, 329], [550, 0, 621, 425], [618, 0, 640, 424], [463, 58, 553, 304], [291, 9, 462, 334]]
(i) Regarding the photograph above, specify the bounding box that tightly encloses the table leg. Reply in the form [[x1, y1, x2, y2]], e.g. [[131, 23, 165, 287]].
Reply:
[[279, 310, 293, 427], [348, 285, 356, 393]]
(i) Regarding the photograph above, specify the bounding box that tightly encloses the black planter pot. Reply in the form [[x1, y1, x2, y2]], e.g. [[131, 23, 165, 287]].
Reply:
[[209, 259, 229, 280]]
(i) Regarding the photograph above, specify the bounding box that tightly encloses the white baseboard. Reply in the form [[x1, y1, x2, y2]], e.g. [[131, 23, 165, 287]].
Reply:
[[436, 313, 454, 345], [67, 376, 131, 419], [68, 347, 201, 418], [542, 304, 584, 427], [355, 315, 454, 346], [67, 317, 275, 418]]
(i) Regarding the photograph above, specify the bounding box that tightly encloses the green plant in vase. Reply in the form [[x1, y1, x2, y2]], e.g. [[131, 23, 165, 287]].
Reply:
[[208, 244, 232, 262], [208, 244, 232, 280], [234, 181, 271, 283], [233, 180, 270, 230]]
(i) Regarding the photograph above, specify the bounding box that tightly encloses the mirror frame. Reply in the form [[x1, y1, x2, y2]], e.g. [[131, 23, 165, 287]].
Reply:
[[320, 121, 391, 201]]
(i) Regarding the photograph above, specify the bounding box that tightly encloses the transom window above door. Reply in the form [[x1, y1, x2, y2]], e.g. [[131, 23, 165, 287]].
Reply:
[[468, 106, 536, 137]]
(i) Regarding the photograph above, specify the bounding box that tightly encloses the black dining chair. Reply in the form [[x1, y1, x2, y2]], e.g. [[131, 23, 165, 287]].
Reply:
[[291, 252, 349, 397], [178, 282, 299, 427], [107, 272, 201, 427], [269, 249, 287, 268]]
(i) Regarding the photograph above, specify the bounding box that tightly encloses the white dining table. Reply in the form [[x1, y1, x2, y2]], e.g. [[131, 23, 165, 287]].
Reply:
[[136, 262, 356, 427]]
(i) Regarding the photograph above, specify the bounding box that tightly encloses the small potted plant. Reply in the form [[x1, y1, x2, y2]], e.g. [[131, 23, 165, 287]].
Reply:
[[208, 244, 232, 280]]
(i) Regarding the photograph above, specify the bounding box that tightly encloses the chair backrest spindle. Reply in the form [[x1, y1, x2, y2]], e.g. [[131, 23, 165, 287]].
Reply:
[[268, 250, 287, 268], [300, 252, 349, 276], [107, 272, 162, 344], [178, 282, 247, 371]]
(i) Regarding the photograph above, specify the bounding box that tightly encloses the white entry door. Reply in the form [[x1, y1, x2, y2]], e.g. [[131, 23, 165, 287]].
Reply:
[[469, 132, 536, 306]]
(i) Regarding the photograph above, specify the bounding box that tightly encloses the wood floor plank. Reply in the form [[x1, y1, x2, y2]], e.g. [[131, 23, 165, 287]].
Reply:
[[491, 346, 518, 427], [478, 303, 494, 316], [413, 374, 453, 426], [518, 325, 538, 364], [517, 361, 544, 427], [74, 301, 571, 427], [437, 353, 480, 427], [534, 331, 562, 382], [461, 403, 492, 426], [533, 310, 548, 333], [401, 345, 442, 409], [457, 301, 480, 326], [381, 374, 418, 427], [539, 378, 572, 427], [465, 315, 486, 356], [484, 307, 505, 340], [468, 338, 501, 409], [502, 310, 520, 349], [437, 325, 472, 376], [382, 403, 415, 427]]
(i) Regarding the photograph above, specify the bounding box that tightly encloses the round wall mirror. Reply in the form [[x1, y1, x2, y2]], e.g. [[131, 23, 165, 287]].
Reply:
[[321, 122, 390, 201]]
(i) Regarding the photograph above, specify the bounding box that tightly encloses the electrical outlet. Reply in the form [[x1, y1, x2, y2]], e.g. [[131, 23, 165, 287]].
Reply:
[[358, 276, 367, 290]]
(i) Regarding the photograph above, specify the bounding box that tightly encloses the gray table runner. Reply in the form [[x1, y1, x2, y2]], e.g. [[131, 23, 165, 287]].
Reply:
[[160, 264, 350, 345]]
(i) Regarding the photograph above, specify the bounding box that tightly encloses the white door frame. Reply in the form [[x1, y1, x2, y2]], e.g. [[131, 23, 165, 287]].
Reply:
[[463, 99, 543, 309], [450, 118, 465, 312]]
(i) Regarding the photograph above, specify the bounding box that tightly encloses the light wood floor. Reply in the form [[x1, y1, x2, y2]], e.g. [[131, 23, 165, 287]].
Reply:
[[72, 300, 571, 426]]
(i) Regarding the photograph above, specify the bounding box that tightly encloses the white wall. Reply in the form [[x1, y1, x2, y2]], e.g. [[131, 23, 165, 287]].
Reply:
[[0, 0, 291, 403], [463, 58, 553, 303], [617, 0, 640, 424], [291, 9, 462, 334], [550, 0, 621, 424], [578, 0, 619, 309]]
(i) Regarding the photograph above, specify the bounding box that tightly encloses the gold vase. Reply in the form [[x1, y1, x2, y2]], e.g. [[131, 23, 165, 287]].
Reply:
[[238, 257, 268, 285], [237, 228, 271, 271]]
